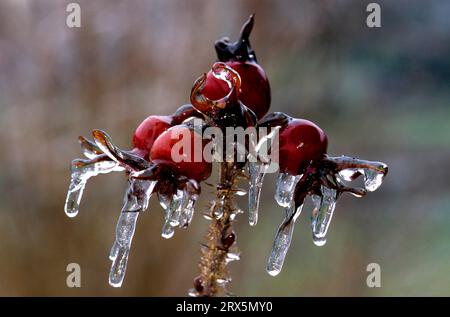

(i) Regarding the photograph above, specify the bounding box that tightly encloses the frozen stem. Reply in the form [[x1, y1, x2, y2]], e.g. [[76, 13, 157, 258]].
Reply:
[[193, 162, 240, 297]]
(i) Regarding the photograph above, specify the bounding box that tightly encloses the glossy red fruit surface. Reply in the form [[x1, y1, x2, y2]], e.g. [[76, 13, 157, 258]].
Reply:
[[202, 61, 270, 119], [278, 119, 328, 175], [150, 126, 212, 182], [132, 115, 172, 154]]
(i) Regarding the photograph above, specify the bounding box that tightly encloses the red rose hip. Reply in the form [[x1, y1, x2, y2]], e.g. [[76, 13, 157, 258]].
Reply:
[[150, 126, 212, 182], [202, 15, 271, 119], [278, 118, 328, 175]]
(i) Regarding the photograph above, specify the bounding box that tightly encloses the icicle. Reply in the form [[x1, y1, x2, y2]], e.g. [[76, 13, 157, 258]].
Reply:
[[179, 195, 197, 228], [168, 189, 184, 226], [248, 160, 267, 226], [108, 178, 156, 287], [109, 211, 139, 287], [64, 160, 123, 218], [247, 126, 280, 225], [311, 187, 337, 246], [160, 189, 185, 238], [274, 173, 301, 208], [159, 193, 175, 239], [266, 203, 303, 276]]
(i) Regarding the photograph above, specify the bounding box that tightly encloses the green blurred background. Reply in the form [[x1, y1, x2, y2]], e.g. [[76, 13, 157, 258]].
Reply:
[[0, 0, 449, 296]]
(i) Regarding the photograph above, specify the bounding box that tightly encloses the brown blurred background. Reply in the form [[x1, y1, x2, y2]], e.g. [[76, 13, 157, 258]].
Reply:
[[0, 0, 449, 296]]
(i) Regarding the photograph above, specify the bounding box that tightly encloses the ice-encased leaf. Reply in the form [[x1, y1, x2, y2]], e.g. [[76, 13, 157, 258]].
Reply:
[[64, 159, 123, 218]]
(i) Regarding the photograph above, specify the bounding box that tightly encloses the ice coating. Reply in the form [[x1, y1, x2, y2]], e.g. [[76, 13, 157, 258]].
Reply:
[[161, 190, 182, 238], [168, 189, 184, 227], [274, 173, 301, 208], [338, 164, 387, 192], [254, 126, 281, 164], [161, 221, 175, 239], [108, 178, 156, 287], [179, 195, 197, 228], [109, 211, 139, 287], [363, 167, 386, 192], [160, 188, 198, 238], [122, 178, 156, 212], [311, 187, 337, 245], [248, 161, 267, 226], [266, 203, 303, 276], [338, 168, 360, 182], [247, 126, 280, 226], [109, 241, 119, 260], [64, 160, 123, 218]]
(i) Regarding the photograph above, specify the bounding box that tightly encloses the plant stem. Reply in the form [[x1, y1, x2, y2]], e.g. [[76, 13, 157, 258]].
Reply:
[[193, 162, 240, 297]]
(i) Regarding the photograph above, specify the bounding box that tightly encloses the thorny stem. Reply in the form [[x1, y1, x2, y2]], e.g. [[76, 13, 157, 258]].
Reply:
[[195, 162, 241, 297]]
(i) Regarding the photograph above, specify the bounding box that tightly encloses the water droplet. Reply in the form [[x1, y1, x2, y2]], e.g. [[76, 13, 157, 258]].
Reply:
[[274, 173, 301, 208]]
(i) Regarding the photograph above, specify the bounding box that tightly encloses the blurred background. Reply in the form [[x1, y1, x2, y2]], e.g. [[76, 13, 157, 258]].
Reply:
[[0, 0, 449, 296]]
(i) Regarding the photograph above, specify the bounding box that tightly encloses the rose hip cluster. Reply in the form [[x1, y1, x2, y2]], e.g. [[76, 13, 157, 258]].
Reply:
[[65, 15, 388, 288]]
